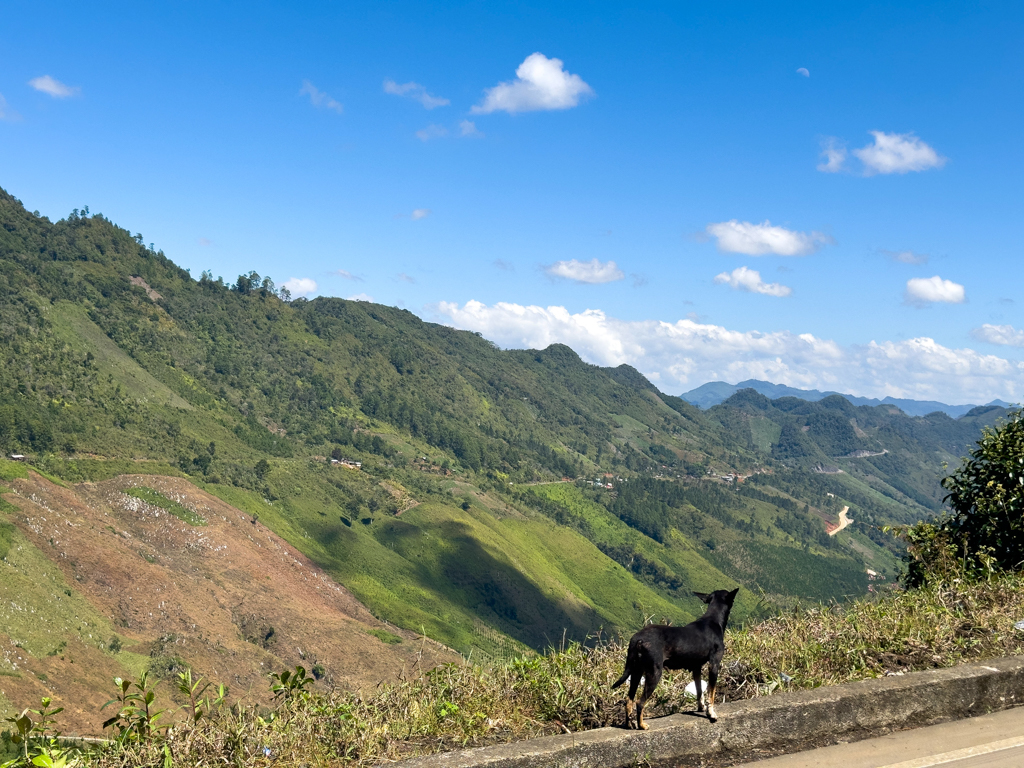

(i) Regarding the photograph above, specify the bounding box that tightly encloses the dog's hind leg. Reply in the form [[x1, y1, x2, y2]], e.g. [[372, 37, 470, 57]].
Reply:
[[625, 673, 641, 729], [636, 666, 662, 731]]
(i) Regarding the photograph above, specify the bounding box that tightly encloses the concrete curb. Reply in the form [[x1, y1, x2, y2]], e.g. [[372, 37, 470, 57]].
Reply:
[[398, 657, 1024, 768]]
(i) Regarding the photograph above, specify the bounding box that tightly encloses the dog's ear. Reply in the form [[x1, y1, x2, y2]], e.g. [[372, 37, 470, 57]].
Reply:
[[693, 591, 712, 604], [726, 587, 739, 603]]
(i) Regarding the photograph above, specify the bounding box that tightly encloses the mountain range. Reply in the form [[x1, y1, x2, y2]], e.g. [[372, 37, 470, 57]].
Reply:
[[0, 184, 1017, 714], [681, 379, 1017, 418]]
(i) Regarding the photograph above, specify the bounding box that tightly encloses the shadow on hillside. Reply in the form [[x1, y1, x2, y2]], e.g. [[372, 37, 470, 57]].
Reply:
[[424, 520, 605, 651]]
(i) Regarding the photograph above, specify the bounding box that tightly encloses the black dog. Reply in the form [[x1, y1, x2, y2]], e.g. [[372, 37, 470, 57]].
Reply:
[[612, 588, 739, 729]]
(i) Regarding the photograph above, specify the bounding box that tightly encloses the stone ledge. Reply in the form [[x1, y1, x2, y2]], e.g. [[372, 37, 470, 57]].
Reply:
[[397, 657, 1024, 768]]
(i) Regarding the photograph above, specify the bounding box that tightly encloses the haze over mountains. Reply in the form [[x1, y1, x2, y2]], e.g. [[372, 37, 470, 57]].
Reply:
[[0, 185, 1018, 714], [682, 379, 1017, 418]]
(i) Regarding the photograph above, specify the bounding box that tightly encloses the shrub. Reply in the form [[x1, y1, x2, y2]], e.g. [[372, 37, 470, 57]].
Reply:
[[899, 409, 1024, 585]]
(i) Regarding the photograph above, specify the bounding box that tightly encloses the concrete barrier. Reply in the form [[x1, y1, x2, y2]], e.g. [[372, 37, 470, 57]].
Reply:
[[398, 657, 1024, 768]]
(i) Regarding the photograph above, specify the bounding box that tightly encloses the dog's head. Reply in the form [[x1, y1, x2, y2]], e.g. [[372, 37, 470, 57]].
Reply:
[[693, 587, 740, 606]]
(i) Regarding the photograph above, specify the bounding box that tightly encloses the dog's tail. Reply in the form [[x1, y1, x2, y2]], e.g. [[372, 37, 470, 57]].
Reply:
[[611, 638, 642, 689], [611, 668, 630, 689]]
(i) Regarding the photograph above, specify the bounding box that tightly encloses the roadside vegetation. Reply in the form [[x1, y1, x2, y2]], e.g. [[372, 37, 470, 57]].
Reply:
[[5, 570, 1024, 767]]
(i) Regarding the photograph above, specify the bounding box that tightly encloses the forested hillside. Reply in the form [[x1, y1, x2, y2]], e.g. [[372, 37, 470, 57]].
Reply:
[[0, 185, 1012, 662]]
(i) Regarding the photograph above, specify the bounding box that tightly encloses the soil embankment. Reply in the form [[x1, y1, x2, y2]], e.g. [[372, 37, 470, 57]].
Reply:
[[0, 472, 458, 734]]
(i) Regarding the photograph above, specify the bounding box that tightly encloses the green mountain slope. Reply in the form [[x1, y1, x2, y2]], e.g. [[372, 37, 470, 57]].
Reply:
[[0, 186, 1011, 656]]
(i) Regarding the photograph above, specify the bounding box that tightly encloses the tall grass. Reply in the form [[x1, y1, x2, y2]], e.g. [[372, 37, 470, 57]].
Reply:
[[13, 573, 1024, 767]]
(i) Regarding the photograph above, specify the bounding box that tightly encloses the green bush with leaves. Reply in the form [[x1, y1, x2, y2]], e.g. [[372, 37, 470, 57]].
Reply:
[[899, 409, 1024, 585]]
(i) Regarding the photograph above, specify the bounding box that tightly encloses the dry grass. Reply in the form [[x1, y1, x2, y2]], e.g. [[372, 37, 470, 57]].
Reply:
[[16, 573, 1024, 768]]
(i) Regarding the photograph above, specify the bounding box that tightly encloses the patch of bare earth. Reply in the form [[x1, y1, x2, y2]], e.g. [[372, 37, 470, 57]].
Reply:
[[2, 473, 459, 735]]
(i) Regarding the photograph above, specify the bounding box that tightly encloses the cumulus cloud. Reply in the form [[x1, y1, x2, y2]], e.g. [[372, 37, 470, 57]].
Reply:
[[853, 131, 946, 175], [460, 120, 483, 137], [410, 208, 431, 220], [333, 269, 362, 281], [544, 258, 624, 284], [905, 276, 966, 306], [299, 80, 343, 113], [714, 266, 792, 297], [817, 138, 846, 173], [796, 67, 810, 77], [416, 124, 448, 141], [347, 293, 374, 302], [883, 249, 929, 265], [471, 53, 594, 114], [281, 277, 318, 297], [971, 324, 1024, 348], [706, 220, 831, 256], [29, 75, 79, 98], [433, 300, 1024, 403], [383, 79, 450, 109]]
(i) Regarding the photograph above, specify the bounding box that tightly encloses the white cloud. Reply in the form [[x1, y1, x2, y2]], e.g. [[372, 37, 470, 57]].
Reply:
[[28, 75, 79, 98], [706, 220, 831, 256], [282, 277, 318, 297], [299, 80, 343, 114], [971, 324, 1024, 348], [471, 53, 594, 114], [905, 276, 966, 306], [853, 131, 946, 175], [714, 266, 792, 297], [347, 293, 374, 302], [416, 124, 448, 141], [0, 94, 19, 121], [434, 300, 1024, 403], [883, 249, 929, 265], [544, 258, 624, 284], [460, 120, 483, 137], [383, 79, 450, 110], [333, 269, 362, 281], [796, 67, 810, 77], [411, 208, 431, 220], [817, 138, 846, 173]]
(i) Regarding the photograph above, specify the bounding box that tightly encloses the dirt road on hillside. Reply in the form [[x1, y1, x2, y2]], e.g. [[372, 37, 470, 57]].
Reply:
[[828, 506, 852, 536]]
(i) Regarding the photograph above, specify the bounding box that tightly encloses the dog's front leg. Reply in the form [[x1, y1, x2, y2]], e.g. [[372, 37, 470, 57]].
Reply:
[[692, 668, 703, 713], [706, 663, 719, 722]]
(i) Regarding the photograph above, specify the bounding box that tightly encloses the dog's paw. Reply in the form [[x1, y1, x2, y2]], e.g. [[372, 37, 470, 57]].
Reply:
[[639, 721, 649, 731], [707, 706, 717, 722]]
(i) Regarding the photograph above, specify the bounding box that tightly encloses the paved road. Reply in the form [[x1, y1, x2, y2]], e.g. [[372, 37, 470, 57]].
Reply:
[[733, 707, 1024, 767]]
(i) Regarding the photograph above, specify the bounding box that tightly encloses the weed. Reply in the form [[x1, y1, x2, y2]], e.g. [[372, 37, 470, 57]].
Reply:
[[101, 673, 166, 744], [367, 628, 402, 645], [123, 488, 205, 527]]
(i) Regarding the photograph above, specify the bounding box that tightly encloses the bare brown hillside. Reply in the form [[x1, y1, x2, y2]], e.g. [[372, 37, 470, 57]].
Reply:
[[0, 472, 458, 735]]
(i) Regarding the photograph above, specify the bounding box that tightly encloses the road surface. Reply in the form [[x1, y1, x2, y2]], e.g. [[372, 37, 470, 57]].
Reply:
[[733, 706, 1024, 767], [828, 506, 852, 536]]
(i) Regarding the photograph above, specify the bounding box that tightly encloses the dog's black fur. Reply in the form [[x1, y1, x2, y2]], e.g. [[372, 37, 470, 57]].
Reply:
[[612, 587, 739, 729]]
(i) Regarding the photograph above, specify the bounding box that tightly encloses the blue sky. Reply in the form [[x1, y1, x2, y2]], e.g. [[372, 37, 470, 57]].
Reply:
[[2, 1, 1022, 403]]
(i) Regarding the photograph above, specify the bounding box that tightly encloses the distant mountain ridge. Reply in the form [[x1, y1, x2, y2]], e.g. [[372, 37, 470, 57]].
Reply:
[[681, 379, 1017, 418]]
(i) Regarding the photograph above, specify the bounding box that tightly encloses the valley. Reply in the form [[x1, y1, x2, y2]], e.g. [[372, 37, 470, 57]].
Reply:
[[0, 184, 1015, 723]]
